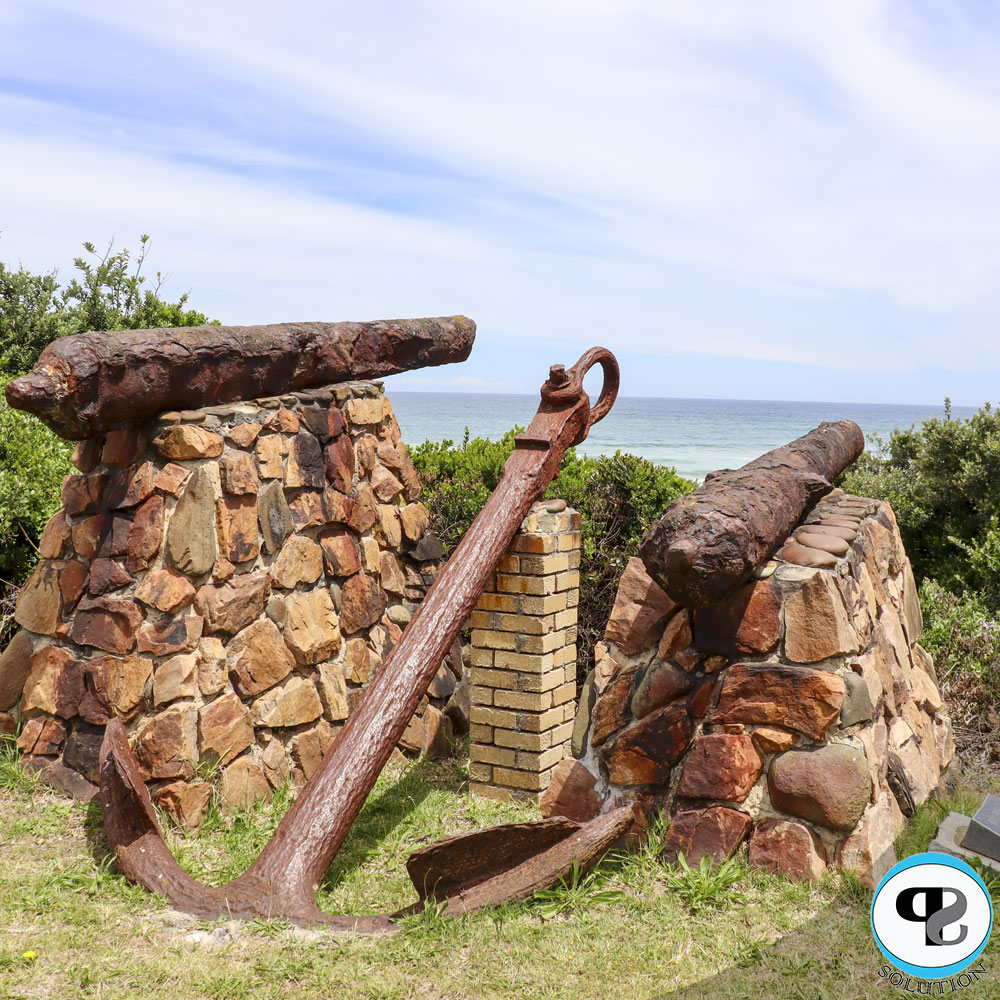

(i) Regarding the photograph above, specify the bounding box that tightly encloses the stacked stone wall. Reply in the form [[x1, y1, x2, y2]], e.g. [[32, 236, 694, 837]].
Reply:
[[542, 489, 952, 887], [0, 382, 467, 827]]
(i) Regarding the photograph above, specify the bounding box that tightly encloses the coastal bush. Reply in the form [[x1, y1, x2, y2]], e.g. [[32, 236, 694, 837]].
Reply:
[[0, 263, 72, 377], [405, 428, 522, 551], [0, 236, 214, 613], [916, 578, 1000, 741], [409, 431, 694, 677], [0, 371, 74, 644], [918, 578, 999, 680], [553, 451, 695, 677], [0, 235, 212, 376], [839, 400, 1000, 604], [0, 376, 73, 584]]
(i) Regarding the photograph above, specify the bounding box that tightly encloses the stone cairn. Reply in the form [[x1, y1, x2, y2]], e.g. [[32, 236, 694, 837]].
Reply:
[[0, 382, 469, 829], [541, 489, 953, 887]]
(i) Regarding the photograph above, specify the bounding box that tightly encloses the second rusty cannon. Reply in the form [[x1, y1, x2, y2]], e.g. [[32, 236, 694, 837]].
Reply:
[[639, 419, 865, 608]]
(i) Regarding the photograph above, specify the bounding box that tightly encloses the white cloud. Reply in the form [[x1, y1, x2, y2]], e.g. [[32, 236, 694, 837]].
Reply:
[[3, 0, 1000, 397]]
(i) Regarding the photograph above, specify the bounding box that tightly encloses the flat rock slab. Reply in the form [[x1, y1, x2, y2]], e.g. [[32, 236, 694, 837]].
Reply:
[[604, 557, 678, 655], [598, 703, 693, 786], [749, 817, 827, 881], [693, 579, 782, 657], [930, 812, 1000, 873], [539, 759, 602, 823], [712, 663, 845, 740], [676, 732, 762, 802], [960, 794, 1000, 862], [662, 806, 751, 865]]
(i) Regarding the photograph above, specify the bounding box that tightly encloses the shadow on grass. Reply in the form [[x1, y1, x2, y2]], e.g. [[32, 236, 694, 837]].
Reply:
[[657, 775, 1000, 1000], [78, 753, 454, 896], [660, 903, 876, 1000], [658, 901, 999, 1000], [321, 756, 456, 891]]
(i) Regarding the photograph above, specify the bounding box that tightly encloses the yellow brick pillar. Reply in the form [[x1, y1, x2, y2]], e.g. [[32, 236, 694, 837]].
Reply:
[[468, 500, 581, 802]]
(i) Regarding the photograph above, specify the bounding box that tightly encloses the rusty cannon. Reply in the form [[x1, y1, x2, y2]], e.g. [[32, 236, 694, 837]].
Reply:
[[5, 315, 475, 439], [639, 419, 865, 608], [96, 345, 640, 931]]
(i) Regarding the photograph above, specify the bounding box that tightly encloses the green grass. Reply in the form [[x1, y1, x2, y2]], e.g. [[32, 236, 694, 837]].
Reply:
[[531, 857, 625, 919], [0, 733, 37, 795], [0, 735, 997, 1000], [893, 783, 985, 860]]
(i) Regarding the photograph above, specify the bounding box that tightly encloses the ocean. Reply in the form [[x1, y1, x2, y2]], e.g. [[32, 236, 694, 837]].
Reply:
[[387, 392, 979, 482]]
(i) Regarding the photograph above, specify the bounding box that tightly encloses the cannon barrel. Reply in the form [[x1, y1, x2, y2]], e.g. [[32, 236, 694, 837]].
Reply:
[[639, 419, 864, 608], [5, 315, 475, 439]]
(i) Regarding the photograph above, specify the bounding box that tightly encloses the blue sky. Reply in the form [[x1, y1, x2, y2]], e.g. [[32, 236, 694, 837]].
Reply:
[[2, 1, 1000, 404]]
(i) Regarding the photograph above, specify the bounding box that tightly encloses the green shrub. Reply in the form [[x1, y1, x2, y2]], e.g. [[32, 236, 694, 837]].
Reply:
[[839, 400, 1000, 605], [409, 430, 693, 678], [0, 235, 215, 607], [917, 578, 1000, 733], [555, 451, 694, 678], [59, 236, 213, 347], [918, 578, 999, 679], [1, 235, 212, 378], [0, 375, 74, 585], [0, 264, 73, 376], [407, 428, 521, 552]]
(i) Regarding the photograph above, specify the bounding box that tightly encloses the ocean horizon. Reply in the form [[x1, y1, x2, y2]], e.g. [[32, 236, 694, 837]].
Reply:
[[386, 390, 978, 482]]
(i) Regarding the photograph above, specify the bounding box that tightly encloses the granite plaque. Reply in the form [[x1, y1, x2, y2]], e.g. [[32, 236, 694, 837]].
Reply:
[[960, 793, 1000, 862]]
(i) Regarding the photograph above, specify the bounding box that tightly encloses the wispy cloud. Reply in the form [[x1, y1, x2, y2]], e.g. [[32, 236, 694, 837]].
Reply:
[[2, 1, 1000, 402]]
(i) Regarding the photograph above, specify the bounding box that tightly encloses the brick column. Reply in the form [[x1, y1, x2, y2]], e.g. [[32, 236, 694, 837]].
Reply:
[[468, 500, 581, 802]]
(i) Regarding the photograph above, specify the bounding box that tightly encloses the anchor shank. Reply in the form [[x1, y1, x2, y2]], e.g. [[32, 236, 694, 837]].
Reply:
[[243, 395, 594, 899], [99, 347, 620, 925]]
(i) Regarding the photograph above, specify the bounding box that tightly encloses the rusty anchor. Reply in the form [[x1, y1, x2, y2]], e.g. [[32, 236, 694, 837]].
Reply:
[[99, 346, 639, 930]]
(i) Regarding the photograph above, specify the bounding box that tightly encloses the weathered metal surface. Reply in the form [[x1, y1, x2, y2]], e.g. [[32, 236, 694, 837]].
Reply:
[[406, 817, 581, 900], [393, 805, 639, 918], [639, 420, 864, 608], [99, 346, 620, 928], [887, 749, 916, 817], [6, 316, 475, 439], [98, 717, 394, 931]]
